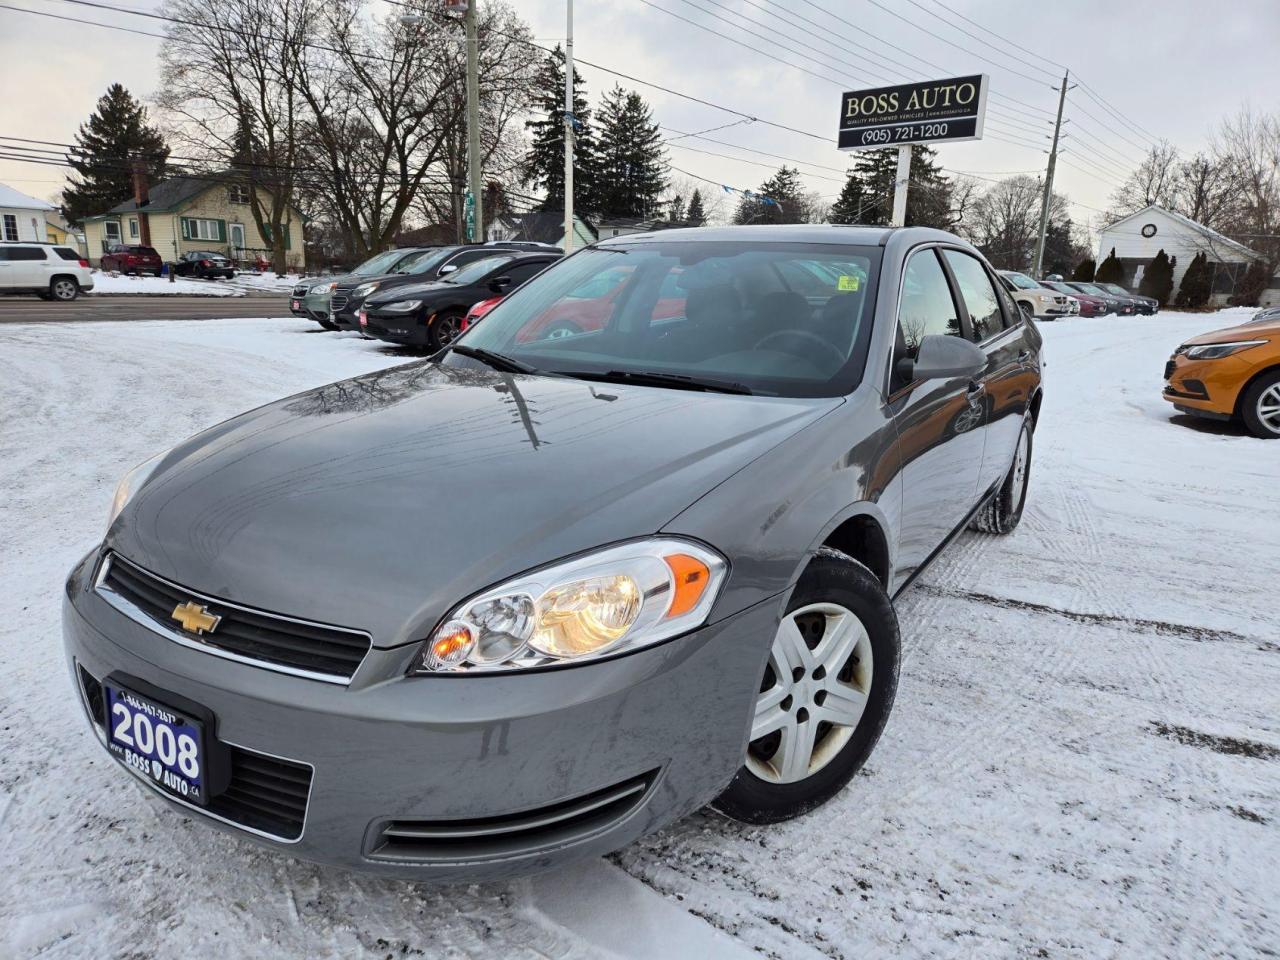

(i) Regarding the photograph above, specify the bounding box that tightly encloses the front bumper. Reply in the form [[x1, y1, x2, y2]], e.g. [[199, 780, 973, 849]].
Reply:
[[63, 549, 778, 881], [1162, 352, 1252, 417], [362, 312, 429, 345]]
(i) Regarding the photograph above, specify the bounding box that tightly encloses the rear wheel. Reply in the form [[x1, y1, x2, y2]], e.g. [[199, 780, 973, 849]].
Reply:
[[712, 552, 899, 824], [50, 277, 79, 302], [1240, 370, 1280, 439], [971, 417, 1032, 533]]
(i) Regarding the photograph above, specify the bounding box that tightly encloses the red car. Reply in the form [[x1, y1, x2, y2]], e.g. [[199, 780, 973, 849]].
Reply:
[[1042, 280, 1107, 317], [460, 295, 504, 333], [100, 244, 163, 276]]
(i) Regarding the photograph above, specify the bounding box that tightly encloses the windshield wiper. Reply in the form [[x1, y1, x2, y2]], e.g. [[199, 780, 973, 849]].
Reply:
[[448, 344, 540, 375], [561, 369, 753, 395]]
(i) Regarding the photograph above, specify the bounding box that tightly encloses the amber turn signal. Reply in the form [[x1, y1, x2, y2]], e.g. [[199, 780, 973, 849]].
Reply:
[[663, 553, 712, 618]]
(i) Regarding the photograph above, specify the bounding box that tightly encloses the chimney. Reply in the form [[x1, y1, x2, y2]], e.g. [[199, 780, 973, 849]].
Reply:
[[130, 159, 152, 246], [131, 159, 150, 206]]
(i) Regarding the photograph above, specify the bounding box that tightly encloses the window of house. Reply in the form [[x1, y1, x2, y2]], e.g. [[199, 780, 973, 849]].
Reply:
[[228, 185, 250, 204], [128, 218, 139, 238], [184, 218, 223, 241], [2, 215, 17, 242]]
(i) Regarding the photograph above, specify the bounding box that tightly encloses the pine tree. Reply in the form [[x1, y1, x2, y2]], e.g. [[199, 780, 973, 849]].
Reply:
[[829, 171, 867, 224], [667, 195, 685, 222], [522, 47, 596, 215], [1071, 258, 1096, 281], [1229, 259, 1271, 306], [593, 85, 668, 220], [1176, 251, 1211, 307], [734, 166, 807, 225], [839, 146, 953, 227], [1095, 247, 1125, 284], [686, 189, 706, 226], [1139, 249, 1175, 304], [62, 84, 169, 226]]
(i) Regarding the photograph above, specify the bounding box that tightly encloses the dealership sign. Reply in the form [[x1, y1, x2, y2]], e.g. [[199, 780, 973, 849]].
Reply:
[[838, 75, 989, 151]]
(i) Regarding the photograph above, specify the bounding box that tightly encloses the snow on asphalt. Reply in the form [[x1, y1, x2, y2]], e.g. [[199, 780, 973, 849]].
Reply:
[[89, 270, 304, 297], [1, 311, 1276, 959]]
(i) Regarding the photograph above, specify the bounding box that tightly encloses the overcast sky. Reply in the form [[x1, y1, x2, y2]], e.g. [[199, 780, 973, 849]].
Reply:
[[2, 0, 1277, 231]]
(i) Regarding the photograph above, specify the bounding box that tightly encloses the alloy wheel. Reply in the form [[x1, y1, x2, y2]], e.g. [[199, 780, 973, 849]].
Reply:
[[435, 315, 460, 347], [1257, 383, 1280, 435], [52, 280, 77, 301], [747, 602, 873, 784], [1009, 424, 1031, 505]]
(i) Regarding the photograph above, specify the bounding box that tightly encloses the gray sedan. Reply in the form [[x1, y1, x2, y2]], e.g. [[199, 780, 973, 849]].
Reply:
[[64, 225, 1043, 881]]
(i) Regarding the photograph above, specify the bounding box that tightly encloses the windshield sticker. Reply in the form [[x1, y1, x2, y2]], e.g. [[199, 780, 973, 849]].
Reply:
[[838, 275, 861, 292]]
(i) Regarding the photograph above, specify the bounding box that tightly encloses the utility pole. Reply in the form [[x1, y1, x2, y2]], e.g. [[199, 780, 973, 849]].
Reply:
[[464, 0, 482, 243], [891, 144, 911, 227], [1033, 70, 1074, 278], [563, 0, 575, 253]]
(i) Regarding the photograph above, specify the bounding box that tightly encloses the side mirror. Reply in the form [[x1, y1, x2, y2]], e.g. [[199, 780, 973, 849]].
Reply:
[[439, 264, 458, 275], [488, 276, 511, 293], [896, 334, 986, 384]]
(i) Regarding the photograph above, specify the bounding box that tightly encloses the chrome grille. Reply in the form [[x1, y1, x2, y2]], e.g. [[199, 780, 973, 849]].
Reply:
[[96, 553, 371, 683]]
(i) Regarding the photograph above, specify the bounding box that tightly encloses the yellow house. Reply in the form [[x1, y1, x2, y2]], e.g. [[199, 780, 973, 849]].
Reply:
[[81, 175, 305, 270]]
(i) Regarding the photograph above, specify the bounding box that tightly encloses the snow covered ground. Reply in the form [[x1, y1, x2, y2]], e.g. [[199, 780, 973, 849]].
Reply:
[[89, 270, 303, 297], [1, 310, 1276, 958]]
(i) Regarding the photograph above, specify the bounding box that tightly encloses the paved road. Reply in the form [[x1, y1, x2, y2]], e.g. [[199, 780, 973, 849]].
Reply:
[[0, 295, 292, 324]]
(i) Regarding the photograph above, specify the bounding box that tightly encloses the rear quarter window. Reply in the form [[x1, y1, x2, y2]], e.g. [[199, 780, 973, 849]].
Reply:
[[54, 247, 82, 261]]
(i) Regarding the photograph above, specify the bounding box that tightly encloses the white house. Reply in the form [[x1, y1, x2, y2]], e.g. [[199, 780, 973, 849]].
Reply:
[[0, 182, 55, 244], [1097, 205, 1277, 307]]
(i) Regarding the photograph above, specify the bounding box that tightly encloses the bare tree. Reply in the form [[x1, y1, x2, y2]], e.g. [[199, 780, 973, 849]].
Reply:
[[1213, 106, 1280, 263], [964, 175, 1068, 271], [1107, 140, 1180, 219], [1172, 152, 1233, 229], [157, 0, 315, 272]]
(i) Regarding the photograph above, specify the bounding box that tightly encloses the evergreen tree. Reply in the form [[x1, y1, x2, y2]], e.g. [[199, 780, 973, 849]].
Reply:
[[1176, 251, 1211, 307], [1095, 247, 1125, 284], [829, 171, 868, 224], [1228, 259, 1272, 307], [1043, 219, 1082, 277], [1071, 258, 1096, 281], [733, 166, 806, 225], [840, 146, 953, 227], [593, 85, 668, 220], [1139, 248, 1175, 304], [522, 47, 596, 215], [62, 84, 169, 226], [686, 189, 705, 225], [667, 195, 685, 222]]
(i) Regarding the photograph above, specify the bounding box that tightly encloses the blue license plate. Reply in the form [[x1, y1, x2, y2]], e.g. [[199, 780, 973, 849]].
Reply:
[[105, 684, 207, 804]]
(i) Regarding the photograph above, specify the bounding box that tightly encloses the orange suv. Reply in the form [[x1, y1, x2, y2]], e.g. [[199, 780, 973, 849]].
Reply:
[[1164, 313, 1280, 438]]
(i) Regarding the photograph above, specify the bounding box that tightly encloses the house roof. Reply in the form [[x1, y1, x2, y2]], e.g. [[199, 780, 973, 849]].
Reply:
[[100, 175, 221, 215], [0, 182, 56, 211], [1101, 204, 1261, 261]]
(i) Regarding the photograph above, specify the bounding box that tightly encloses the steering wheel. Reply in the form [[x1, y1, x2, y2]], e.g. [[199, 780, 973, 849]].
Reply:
[[754, 328, 845, 367]]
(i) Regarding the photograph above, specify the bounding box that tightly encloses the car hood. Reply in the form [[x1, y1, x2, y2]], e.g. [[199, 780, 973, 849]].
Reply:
[[109, 363, 838, 647], [365, 279, 454, 305], [1182, 318, 1280, 346]]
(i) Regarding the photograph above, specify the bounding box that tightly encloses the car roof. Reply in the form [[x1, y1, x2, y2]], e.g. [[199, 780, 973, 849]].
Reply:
[[596, 224, 909, 247]]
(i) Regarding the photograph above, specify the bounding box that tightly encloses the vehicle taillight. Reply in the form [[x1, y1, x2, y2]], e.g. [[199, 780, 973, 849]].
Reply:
[[200, 259, 212, 267], [78, 259, 89, 268]]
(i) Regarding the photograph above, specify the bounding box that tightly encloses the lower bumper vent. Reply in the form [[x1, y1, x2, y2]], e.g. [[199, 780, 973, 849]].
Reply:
[[366, 770, 658, 863]]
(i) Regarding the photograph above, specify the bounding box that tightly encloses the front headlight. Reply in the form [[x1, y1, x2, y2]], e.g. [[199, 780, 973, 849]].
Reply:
[[381, 299, 422, 313], [1184, 339, 1268, 360], [1036, 293, 1052, 303], [311, 281, 335, 295], [410, 538, 727, 673], [352, 282, 380, 298], [106, 453, 164, 532]]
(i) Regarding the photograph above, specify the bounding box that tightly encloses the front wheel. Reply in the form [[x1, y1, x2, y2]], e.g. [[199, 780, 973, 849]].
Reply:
[[428, 310, 464, 351], [712, 552, 900, 824], [50, 278, 79, 302], [971, 417, 1032, 533], [1240, 370, 1280, 439]]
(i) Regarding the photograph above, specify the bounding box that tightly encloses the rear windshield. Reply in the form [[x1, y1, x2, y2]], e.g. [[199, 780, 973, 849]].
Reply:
[[54, 247, 82, 261], [132, 246, 159, 256], [452, 241, 881, 398]]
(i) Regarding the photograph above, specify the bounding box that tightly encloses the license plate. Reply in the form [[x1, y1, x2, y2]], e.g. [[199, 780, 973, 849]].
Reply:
[[359, 311, 367, 327], [291, 299, 300, 309], [105, 683, 208, 804]]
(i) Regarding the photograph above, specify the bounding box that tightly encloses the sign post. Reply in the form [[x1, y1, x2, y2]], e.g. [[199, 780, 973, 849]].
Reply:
[[837, 75, 988, 226]]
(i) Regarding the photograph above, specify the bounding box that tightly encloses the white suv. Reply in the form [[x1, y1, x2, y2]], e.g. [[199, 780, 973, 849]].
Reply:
[[0, 242, 95, 301]]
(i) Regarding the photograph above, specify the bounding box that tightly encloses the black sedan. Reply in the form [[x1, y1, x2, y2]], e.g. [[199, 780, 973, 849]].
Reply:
[[1066, 281, 1134, 315], [1095, 282, 1159, 315], [172, 251, 235, 280], [360, 252, 559, 350]]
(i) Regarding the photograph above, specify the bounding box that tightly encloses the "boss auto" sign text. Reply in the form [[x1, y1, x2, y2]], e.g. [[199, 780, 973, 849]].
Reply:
[[838, 74, 988, 150]]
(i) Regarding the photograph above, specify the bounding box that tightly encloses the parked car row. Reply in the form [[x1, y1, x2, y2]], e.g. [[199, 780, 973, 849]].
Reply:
[[994, 270, 1158, 320], [292, 242, 563, 350], [98, 244, 239, 280]]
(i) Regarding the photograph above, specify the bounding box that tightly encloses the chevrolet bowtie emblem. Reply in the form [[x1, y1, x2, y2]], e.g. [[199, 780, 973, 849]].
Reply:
[[171, 600, 221, 635]]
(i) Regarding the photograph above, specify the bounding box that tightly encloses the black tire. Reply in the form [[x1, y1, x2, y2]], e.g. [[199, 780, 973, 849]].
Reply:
[[1018, 301, 1035, 322], [711, 551, 900, 824], [1239, 369, 1280, 439], [317, 317, 339, 331], [49, 277, 79, 302], [428, 310, 465, 351], [971, 417, 1032, 533]]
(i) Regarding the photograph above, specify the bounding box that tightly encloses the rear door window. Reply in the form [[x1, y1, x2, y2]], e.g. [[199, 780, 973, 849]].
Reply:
[[7, 246, 47, 261]]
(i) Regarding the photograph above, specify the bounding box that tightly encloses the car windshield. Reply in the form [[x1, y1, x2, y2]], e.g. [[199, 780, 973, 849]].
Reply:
[[444, 254, 516, 285], [1100, 283, 1129, 295], [1042, 281, 1070, 294], [404, 248, 462, 276], [1004, 272, 1041, 290], [1073, 283, 1106, 295], [353, 249, 409, 276], [450, 241, 881, 398]]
